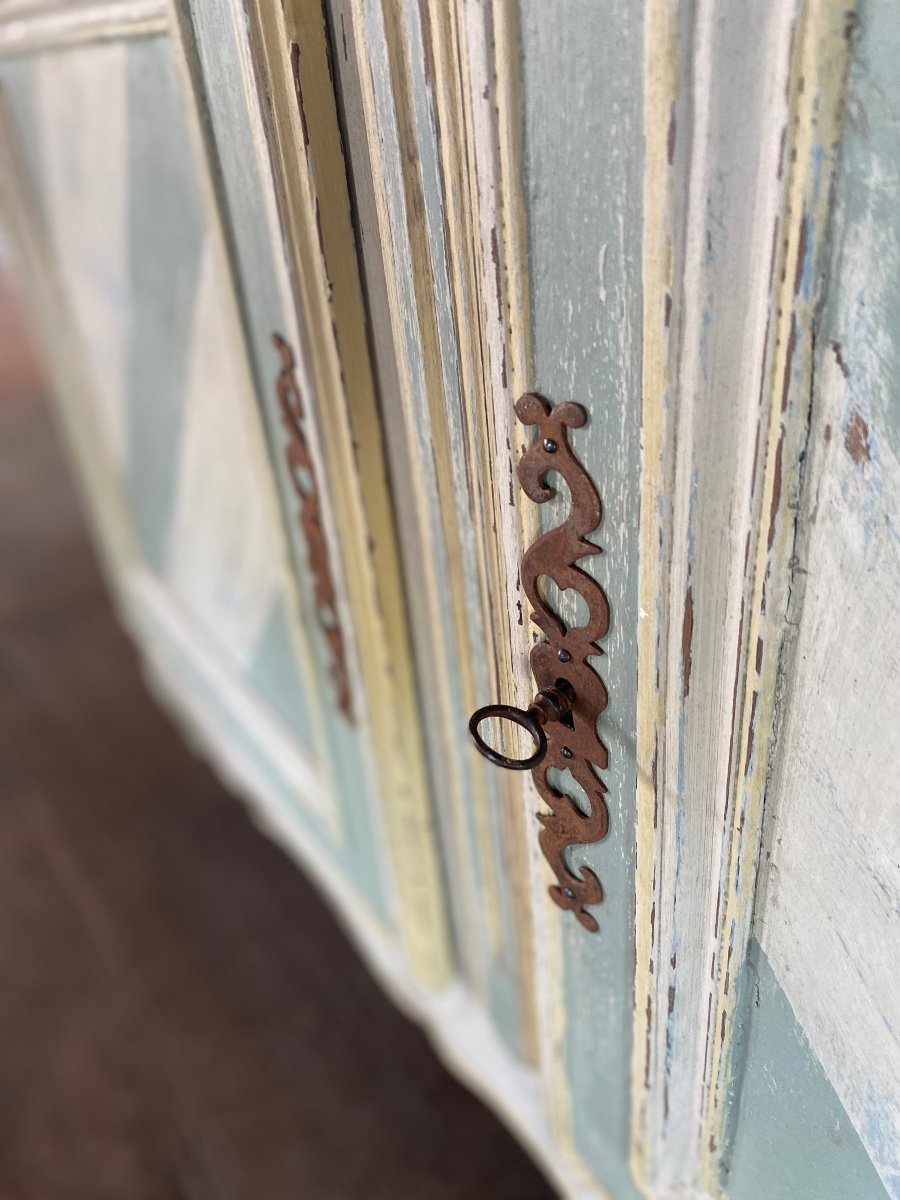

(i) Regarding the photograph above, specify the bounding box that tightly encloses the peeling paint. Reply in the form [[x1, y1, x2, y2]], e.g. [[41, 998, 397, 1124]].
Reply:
[[844, 407, 871, 464], [681, 585, 694, 697], [767, 434, 784, 550], [830, 339, 851, 379]]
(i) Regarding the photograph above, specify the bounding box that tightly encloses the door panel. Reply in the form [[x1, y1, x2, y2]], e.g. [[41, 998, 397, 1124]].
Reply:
[[0, 23, 448, 979], [742, 1, 900, 1191], [309, 1, 898, 1196], [330, 2, 645, 1192], [1, 3, 896, 1199], [0, 38, 329, 789], [327, 0, 539, 1060], [203, 0, 452, 988]]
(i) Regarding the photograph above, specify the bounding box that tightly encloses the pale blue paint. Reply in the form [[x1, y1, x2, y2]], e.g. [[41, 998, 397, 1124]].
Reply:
[[181, 8, 391, 918], [246, 596, 314, 741], [0, 33, 390, 918], [391, 0, 525, 1051], [820, 0, 900, 455], [725, 940, 889, 1200], [125, 37, 207, 571], [519, 2, 643, 1195], [768, 2, 900, 1182]]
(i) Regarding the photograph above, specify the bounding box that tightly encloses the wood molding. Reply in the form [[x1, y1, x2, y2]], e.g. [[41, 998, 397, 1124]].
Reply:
[[239, 0, 452, 990], [635, 0, 796, 1190], [633, 0, 856, 1193], [702, 1, 857, 1186], [164, 0, 345, 838], [329, 0, 546, 1056], [0, 1, 166, 57], [0, 36, 346, 841]]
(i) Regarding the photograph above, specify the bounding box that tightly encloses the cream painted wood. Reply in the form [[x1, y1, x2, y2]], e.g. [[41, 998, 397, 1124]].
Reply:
[[699, 5, 859, 1183], [1, 2, 896, 1199], [751, 2, 900, 1186], [634, 2, 875, 1192], [164, 234, 283, 670], [0, 41, 341, 837], [0, 0, 166, 55], [334, 3, 638, 1195], [33, 41, 129, 471], [329, 0, 541, 1055], [636, 0, 800, 1187], [179, 0, 452, 989], [757, 344, 900, 1186]]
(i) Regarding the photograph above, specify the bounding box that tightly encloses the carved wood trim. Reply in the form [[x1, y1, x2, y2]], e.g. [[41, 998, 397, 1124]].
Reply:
[[272, 333, 354, 723]]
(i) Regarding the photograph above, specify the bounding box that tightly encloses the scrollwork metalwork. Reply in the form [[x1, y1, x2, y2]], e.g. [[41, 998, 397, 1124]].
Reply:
[[272, 333, 354, 723], [516, 392, 610, 932]]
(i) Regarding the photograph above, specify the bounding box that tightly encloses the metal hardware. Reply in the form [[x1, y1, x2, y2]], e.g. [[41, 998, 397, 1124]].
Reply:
[[272, 333, 354, 723], [469, 682, 575, 772], [469, 393, 610, 933]]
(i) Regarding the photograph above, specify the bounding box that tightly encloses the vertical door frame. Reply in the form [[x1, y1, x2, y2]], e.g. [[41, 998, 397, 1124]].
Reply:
[[634, 0, 856, 1194], [197, 0, 453, 990]]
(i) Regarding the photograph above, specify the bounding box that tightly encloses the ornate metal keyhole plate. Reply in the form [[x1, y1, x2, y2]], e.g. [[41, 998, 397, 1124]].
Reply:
[[469, 393, 610, 932]]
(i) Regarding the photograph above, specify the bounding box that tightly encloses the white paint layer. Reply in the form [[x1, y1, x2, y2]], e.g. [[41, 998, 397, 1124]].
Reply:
[[164, 234, 278, 670], [757, 354, 900, 1196], [37, 43, 129, 472]]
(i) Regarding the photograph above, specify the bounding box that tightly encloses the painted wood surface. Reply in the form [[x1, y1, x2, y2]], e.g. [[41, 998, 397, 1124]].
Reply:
[[327, 0, 539, 1061], [330, 5, 645, 1195], [0, 1, 166, 56], [1, 3, 897, 1199], [750, 1, 900, 1192], [170, 0, 409, 917], [517, 4, 643, 1196], [727, 940, 891, 1200], [234, 0, 452, 990], [630, 3, 886, 1196], [1, 40, 315, 729], [635, 0, 800, 1187], [0, 31, 401, 941]]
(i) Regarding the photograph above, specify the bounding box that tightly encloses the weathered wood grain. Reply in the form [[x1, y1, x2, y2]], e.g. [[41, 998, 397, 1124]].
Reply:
[[633, 0, 828, 1192], [329, 0, 542, 1054], [703, 2, 858, 1182], [753, 2, 900, 1190], [240, 0, 452, 989], [0, 1, 166, 57]]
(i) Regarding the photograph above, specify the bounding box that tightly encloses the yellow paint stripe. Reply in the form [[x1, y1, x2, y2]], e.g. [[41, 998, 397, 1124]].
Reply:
[[632, 0, 679, 1186], [246, 0, 451, 990]]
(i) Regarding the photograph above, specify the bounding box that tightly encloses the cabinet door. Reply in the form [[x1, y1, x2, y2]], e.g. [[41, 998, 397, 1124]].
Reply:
[[329, 6, 644, 1195], [315, 2, 898, 1199], [3, 4, 895, 1199], [0, 8, 450, 996]]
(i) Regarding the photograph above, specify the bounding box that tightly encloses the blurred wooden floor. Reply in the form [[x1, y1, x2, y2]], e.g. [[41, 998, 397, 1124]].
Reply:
[[0, 270, 555, 1200]]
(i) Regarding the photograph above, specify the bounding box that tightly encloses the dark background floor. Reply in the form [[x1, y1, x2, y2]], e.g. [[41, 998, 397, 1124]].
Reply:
[[0, 265, 556, 1200]]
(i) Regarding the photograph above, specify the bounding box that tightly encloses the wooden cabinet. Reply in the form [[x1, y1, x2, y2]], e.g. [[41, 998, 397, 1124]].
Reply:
[[1, 3, 896, 1197]]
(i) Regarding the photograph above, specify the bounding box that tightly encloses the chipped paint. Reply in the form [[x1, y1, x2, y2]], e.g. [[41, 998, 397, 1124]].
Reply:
[[681, 585, 694, 697], [751, 1, 900, 1186], [844, 406, 871, 464], [632, 0, 679, 1185], [702, 1, 859, 1189]]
